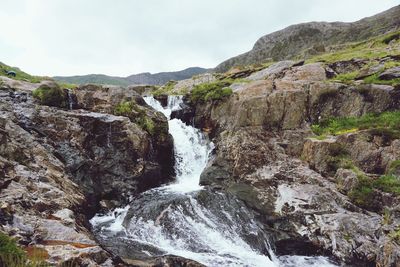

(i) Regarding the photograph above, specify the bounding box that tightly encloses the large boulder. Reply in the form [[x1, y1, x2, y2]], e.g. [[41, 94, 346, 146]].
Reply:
[[0, 82, 176, 265]]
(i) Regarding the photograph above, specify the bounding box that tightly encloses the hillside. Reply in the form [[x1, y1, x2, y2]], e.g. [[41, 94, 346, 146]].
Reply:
[[53, 67, 209, 86], [215, 5, 400, 72]]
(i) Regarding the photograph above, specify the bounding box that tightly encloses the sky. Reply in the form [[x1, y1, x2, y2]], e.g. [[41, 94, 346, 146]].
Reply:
[[0, 0, 399, 77]]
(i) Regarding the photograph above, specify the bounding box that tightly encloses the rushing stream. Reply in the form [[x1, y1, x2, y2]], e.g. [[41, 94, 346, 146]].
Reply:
[[90, 96, 337, 267]]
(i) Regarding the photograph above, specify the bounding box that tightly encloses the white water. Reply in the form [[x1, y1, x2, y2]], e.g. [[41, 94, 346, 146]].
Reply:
[[143, 95, 214, 193], [91, 96, 337, 267]]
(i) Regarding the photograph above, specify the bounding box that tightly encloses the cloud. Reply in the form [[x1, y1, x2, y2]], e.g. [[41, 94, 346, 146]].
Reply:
[[0, 0, 398, 76]]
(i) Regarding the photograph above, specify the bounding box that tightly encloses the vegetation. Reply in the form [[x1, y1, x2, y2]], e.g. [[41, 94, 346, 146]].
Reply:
[[114, 100, 156, 135], [32, 84, 67, 107], [0, 232, 50, 267], [57, 82, 78, 90], [388, 160, 400, 176], [389, 226, 400, 244], [191, 80, 233, 102], [363, 73, 400, 86], [114, 100, 135, 116], [152, 80, 178, 96], [349, 175, 400, 209], [307, 30, 400, 64], [311, 111, 400, 137], [0, 62, 48, 83], [331, 71, 359, 83]]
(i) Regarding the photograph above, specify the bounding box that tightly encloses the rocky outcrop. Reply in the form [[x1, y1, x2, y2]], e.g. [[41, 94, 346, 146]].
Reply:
[[180, 59, 400, 266], [215, 5, 400, 72], [0, 81, 175, 265]]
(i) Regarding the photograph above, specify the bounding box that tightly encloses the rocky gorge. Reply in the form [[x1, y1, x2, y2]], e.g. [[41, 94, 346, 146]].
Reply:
[[1, 5, 400, 267]]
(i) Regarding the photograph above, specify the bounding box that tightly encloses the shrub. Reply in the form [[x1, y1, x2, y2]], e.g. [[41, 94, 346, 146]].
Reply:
[[32, 85, 67, 107], [191, 80, 233, 102], [0, 232, 25, 260], [114, 101, 135, 116]]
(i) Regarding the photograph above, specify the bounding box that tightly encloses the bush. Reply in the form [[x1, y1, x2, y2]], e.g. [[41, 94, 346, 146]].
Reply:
[[114, 101, 135, 116], [0, 232, 25, 260], [191, 80, 233, 102], [32, 85, 67, 107]]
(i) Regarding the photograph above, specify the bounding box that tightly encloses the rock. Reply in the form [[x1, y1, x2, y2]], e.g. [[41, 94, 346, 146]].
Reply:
[[379, 66, 400, 80], [328, 59, 367, 75], [154, 94, 168, 107], [247, 60, 295, 81], [184, 59, 400, 265], [124, 255, 206, 267], [0, 81, 176, 265], [335, 168, 359, 193]]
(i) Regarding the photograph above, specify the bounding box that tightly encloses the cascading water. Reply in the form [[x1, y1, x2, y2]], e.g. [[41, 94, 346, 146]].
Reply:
[[90, 96, 337, 267]]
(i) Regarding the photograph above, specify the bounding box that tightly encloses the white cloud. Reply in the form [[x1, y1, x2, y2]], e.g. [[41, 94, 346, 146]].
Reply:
[[0, 0, 398, 76]]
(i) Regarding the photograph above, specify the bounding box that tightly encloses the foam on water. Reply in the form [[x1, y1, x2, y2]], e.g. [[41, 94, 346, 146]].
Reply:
[[91, 96, 337, 267]]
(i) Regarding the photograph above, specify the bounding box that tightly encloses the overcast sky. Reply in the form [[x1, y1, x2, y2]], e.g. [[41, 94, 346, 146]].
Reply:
[[0, 0, 399, 77]]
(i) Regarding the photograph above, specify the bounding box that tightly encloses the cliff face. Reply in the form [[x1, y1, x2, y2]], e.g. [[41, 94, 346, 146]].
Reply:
[[174, 43, 400, 265], [215, 5, 400, 72], [0, 78, 175, 265]]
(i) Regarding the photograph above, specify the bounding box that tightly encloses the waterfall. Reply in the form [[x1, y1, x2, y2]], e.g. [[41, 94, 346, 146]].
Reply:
[[90, 96, 337, 267], [67, 89, 75, 110]]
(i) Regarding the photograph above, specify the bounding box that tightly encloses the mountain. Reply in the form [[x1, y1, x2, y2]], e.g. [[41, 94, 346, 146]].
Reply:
[[53, 67, 209, 86], [215, 5, 400, 72]]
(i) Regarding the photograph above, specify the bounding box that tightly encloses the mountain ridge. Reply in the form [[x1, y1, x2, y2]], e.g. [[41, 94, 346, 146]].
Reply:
[[53, 66, 209, 86], [215, 5, 400, 72]]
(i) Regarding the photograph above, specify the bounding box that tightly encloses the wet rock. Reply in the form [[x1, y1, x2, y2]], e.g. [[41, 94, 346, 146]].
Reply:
[[0, 82, 176, 265], [154, 94, 168, 107], [124, 255, 205, 267], [184, 60, 400, 266]]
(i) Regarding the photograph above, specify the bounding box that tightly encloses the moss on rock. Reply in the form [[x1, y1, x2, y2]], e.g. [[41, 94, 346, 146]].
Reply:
[[32, 84, 67, 108]]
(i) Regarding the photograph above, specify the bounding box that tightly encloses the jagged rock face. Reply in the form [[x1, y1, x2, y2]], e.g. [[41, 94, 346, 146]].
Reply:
[[215, 5, 400, 72], [191, 62, 400, 137], [0, 82, 175, 265], [180, 60, 400, 265]]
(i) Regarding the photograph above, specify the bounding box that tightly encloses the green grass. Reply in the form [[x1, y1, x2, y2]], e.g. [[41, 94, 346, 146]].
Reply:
[[114, 100, 156, 135], [152, 80, 178, 96], [331, 71, 359, 83], [32, 84, 68, 108], [389, 226, 400, 244], [307, 31, 400, 64], [388, 160, 400, 175], [114, 100, 135, 116], [363, 73, 400, 86], [311, 111, 400, 136], [0, 62, 48, 83], [57, 82, 78, 90], [190, 80, 233, 102], [349, 174, 400, 210], [0, 232, 50, 267]]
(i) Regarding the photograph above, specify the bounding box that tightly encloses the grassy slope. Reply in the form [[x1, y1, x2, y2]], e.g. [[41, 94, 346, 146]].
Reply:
[[0, 62, 48, 83]]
